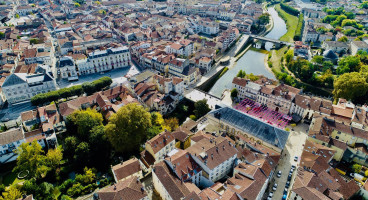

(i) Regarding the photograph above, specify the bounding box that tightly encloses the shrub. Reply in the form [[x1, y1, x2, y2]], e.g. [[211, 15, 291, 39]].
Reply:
[[190, 115, 196, 120]]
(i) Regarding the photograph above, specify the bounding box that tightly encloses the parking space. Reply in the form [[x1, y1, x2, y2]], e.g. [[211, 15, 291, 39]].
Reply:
[[265, 129, 308, 200]]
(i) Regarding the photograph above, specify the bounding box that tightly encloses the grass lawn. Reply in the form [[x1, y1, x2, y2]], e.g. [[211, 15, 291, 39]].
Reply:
[[274, 4, 298, 43], [269, 46, 288, 74]]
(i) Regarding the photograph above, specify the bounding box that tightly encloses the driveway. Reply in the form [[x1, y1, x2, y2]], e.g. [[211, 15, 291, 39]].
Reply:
[[265, 128, 308, 199]]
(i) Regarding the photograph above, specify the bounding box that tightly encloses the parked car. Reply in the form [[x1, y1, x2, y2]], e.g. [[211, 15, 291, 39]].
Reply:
[[268, 192, 273, 198], [291, 165, 296, 170], [288, 174, 292, 181], [294, 156, 298, 161], [272, 183, 278, 191], [285, 181, 290, 188], [277, 170, 282, 178]]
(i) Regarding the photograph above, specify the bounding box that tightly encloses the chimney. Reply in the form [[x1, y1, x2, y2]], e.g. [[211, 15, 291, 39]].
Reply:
[[211, 154, 213, 159], [113, 185, 117, 190], [216, 147, 218, 152]]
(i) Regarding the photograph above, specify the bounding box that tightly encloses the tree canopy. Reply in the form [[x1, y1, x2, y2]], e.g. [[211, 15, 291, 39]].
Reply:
[[105, 103, 152, 153], [333, 72, 368, 102], [194, 99, 211, 119]]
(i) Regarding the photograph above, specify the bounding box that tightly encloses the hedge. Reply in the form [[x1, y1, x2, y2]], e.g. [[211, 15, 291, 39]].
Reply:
[[294, 14, 304, 41], [31, 77, 112, 106], [280, 2, 300, 16]]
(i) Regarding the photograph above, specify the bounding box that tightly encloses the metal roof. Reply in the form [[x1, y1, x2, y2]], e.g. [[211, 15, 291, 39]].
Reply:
[[208, 107, 290, 149]]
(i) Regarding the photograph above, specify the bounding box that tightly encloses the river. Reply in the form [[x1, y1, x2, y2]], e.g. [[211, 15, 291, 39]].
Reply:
[[208, 7, 287, 98]]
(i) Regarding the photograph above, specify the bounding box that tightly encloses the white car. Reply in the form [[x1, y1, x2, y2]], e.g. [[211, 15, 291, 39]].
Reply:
[[272, 183, 278, 191], [277, 170, 282, 178]]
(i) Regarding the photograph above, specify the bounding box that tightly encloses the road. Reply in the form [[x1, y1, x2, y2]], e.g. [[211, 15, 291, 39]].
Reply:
[[264, 123, 309, 200]]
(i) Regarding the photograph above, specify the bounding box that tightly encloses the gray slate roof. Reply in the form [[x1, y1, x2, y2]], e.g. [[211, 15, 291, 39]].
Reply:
[[208, 107, 290, 149]]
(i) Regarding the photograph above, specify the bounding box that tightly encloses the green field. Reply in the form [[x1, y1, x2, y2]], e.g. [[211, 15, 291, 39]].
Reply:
[[274, 4, 299, 43]]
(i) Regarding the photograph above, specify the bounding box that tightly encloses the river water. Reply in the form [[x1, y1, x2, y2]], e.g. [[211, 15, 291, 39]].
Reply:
[[208, 7, 287, 98]]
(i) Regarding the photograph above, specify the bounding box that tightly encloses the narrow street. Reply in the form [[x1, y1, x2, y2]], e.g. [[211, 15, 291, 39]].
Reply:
[[264, 124, 309, 200]]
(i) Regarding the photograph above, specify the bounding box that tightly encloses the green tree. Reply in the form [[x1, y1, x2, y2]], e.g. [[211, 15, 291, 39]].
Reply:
[[337, 55, 361, 74], [15, 14, 19, 18], [67, 109, 103, 138], [63, 136, 78, 160], [13, 141, 49, 179], [74, 142, 90, 165], [105, 103, 152, 153], [194, 99, 211, 119], [258, 13, 270, 25], [285, 49, 294, 63], [74, 2, 81, 7], [89, 125, 111, 169], [312, 55, 324, 65], [30, 38, 40, 45], [0, 186, 22, 200], [333, 72, 368, 101], [236, 70, 246, 78], [231, 88, 238, 98], [46, 145, 63, 171]]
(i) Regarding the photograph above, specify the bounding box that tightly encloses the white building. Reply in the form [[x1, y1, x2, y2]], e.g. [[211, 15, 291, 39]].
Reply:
[[58, 46, 131, 80], [145, 131, 176, 163], [186, 137, 238, 183], [2, 72, 56, 104]]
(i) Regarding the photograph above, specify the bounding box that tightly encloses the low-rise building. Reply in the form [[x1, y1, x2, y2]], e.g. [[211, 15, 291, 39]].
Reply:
[[145, 131, 176, 163], [112, 158, 143, 182], [96, 176, 148, 200], [351, 40, 368, 55]]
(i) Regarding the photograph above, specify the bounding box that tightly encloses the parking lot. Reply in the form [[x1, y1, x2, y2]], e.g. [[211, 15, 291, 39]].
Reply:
[[264, 127, 308, 199]]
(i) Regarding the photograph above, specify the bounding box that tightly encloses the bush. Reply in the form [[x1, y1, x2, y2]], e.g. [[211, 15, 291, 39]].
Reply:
[[352, 164, 362, 173], [190, 115, 196, 120], [280, 2, 300, 16], [31, 77, 111, 106]]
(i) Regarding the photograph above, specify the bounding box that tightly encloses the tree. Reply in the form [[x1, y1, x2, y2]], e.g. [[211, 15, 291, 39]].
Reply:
[[194, 99, 211, 119], [164, 118, 179, 131], [15, 14, 19, 18], [13, 141, 49, 179], [0, 186, 22, 200], [338, 36, 348, 42], [337, 55, 361, 74], [285, 49, 294, 63], [258, 13, 270, 25], [89, 125, 111, 169], [231, 88, 238, 98], [333, 72, 368, 101], [352, 163, 362, 173], [46, 145, 63, 171], [63, 136, 78, 160], [74, 2, 81, 7], [67, 109, 103, 138], [74, 142, 90, 165], [30, 38, 40, 45], [105, 103, 152, 153], [236, 70, 246, 78], [312, 55, 324, 65]]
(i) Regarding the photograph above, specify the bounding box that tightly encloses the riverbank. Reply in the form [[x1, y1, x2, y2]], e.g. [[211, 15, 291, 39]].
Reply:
[[274, 4, 298, 43]]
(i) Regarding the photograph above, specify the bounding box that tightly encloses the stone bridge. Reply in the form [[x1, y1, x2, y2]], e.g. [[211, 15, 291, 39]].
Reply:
[[249, 34, 294, 49]]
